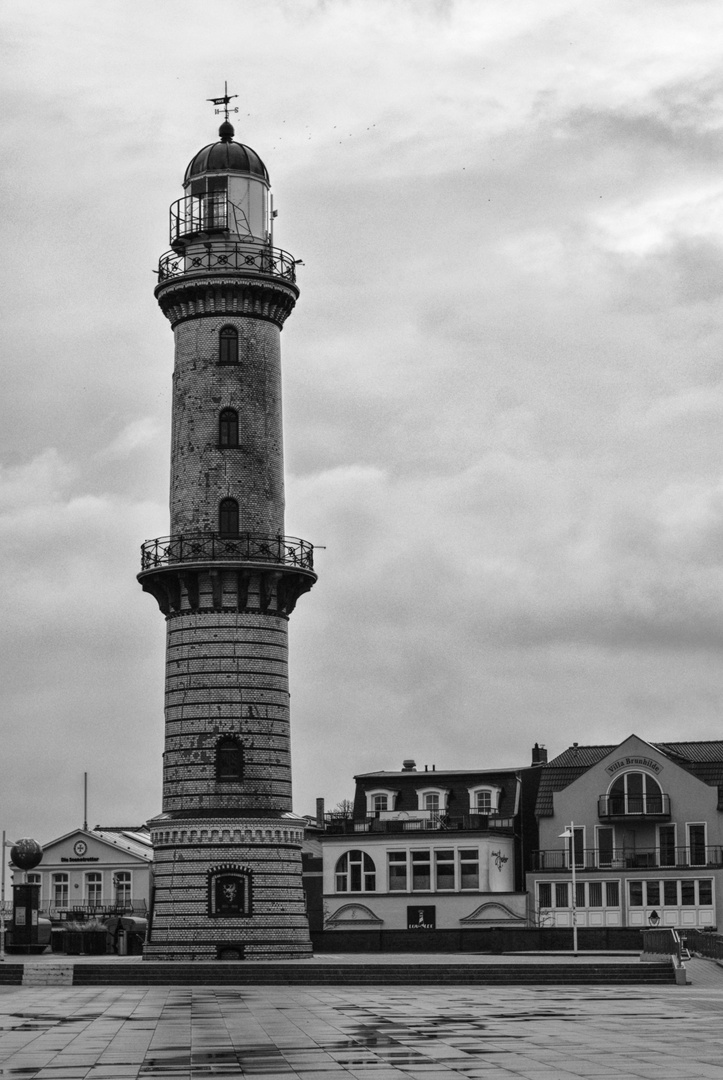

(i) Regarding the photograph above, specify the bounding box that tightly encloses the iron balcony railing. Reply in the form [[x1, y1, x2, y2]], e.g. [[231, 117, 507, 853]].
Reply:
[[170, 192, 229, 244], [39, 901, 147, 921], [531, 845, 722, 872], [598, 793, 671, 819], [158, 241, 297, 284], [140, 532, 314, 573], [322, 813, 515, 835]]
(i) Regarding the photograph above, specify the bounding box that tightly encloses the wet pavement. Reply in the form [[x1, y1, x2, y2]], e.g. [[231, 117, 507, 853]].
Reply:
[[0, 958, 720, 1079]]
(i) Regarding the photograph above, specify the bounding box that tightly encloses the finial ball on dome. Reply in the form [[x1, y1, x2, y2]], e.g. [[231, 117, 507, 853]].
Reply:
[[219, 120, 235, 142]]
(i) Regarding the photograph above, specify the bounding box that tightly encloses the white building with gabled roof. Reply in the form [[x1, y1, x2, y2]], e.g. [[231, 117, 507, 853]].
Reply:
[[12, 826, 153, 920], [527, 733, 723, 931]]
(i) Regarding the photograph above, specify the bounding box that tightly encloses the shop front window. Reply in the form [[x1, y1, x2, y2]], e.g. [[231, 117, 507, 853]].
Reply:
[[435, 850, 455, 890], [411, 850, 431, 890], [460, 849, 479, 890]]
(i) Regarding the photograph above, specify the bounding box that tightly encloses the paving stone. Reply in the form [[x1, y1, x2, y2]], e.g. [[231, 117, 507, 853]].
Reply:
[[0, 974, 722, 1078]]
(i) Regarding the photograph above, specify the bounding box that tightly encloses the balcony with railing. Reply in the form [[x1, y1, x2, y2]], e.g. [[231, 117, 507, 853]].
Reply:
[[140, 532, 314, 573], [170, 191, 231, 247], [48, 899, 148, 920], [159, 242, 297, 285], [530, 845, 722, 872], [598, 793, 671, 820], [322, 812, 515, 835]]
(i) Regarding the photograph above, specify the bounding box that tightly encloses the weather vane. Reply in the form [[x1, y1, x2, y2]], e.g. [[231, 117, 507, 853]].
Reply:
[[207, 81, 239, 122]]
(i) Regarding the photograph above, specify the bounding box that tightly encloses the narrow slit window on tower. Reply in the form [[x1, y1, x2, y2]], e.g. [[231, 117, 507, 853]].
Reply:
[[219, 408, 239, 447], [219, 498, 239, 536], [216, 738, 243, 782], [219, 325, 238, 365]]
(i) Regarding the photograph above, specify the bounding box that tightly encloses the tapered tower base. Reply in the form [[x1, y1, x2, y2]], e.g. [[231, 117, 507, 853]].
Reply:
[[145, 815, 312, 961]]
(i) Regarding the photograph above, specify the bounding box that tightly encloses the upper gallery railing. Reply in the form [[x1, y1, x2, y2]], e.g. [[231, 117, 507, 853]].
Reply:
[[158, 241, 297, 284], [140, 532, 314, 572]]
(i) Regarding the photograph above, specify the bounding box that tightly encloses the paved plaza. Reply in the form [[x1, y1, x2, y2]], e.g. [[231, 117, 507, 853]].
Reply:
[[0, 958, 721, 1079]]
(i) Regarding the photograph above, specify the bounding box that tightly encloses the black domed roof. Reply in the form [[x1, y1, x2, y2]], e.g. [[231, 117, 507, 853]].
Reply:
[[184, 122, 269, 185]]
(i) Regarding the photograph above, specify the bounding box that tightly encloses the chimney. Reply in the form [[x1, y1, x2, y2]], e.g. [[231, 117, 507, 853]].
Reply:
[[402, 759, 416, 771], [531, 743, 548, 766], [315, 797, 325, 826]]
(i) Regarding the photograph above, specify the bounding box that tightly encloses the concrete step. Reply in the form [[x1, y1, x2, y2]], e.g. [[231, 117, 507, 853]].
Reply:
[[72, 961, 676, 986]]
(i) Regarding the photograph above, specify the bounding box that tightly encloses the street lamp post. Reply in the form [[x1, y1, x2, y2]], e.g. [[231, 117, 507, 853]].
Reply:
[[559, 824, 578, 955], [0, 830, 5, 962]]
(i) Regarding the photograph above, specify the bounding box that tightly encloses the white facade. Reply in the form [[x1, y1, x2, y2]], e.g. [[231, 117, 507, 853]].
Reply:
[[14, 828, 153, 918], [322, 831, 525, 931], [526, 734, 723, 932]]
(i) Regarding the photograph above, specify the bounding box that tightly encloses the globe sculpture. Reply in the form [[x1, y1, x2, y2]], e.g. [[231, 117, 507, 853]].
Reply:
[[10, 839, 43, 871]]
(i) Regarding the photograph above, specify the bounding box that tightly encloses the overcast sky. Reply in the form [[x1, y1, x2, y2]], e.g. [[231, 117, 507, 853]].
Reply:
[[2, 0, 723, 843]]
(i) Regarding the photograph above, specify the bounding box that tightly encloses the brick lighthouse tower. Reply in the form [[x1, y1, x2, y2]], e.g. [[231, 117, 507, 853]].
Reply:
[[138, 93, 316, 961]]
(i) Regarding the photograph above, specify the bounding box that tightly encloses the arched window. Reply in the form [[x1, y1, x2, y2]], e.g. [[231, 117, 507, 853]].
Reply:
[[219, 409, 239, 447], [219, 498, 239, 535], [219, 325, 238, 365], [216, 738, 243, 782], [208, 866, 251, 917], [335, 850, 376, 892], [609, 772, 663, 815]]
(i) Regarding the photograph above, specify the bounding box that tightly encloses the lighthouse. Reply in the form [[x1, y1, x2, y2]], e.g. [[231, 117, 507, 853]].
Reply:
[[138, 95, 316, 961]]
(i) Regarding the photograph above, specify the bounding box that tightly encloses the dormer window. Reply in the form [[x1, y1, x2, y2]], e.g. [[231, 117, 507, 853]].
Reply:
[[366, 788, 397, 816], [416, 787, 448, 813], [468, 785, 501, 815]]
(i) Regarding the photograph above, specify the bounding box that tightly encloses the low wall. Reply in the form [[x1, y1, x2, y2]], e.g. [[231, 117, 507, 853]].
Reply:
[[311, 927, 643, 953]]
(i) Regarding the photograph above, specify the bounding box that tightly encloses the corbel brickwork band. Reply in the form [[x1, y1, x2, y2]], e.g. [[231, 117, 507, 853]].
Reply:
[[155, 276, 299, 329]]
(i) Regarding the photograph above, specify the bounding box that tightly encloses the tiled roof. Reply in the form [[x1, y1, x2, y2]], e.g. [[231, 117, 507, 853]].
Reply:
[[547, 746, 615, 768], [537, 740, 723, 817], [655, 741, 723, 763], [355, 769, 525, 778]]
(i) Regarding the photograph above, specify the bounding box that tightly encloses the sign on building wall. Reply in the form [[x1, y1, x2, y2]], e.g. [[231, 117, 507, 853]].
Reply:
[[407, 906, 436, 930], [605, 756, 662, 775]]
